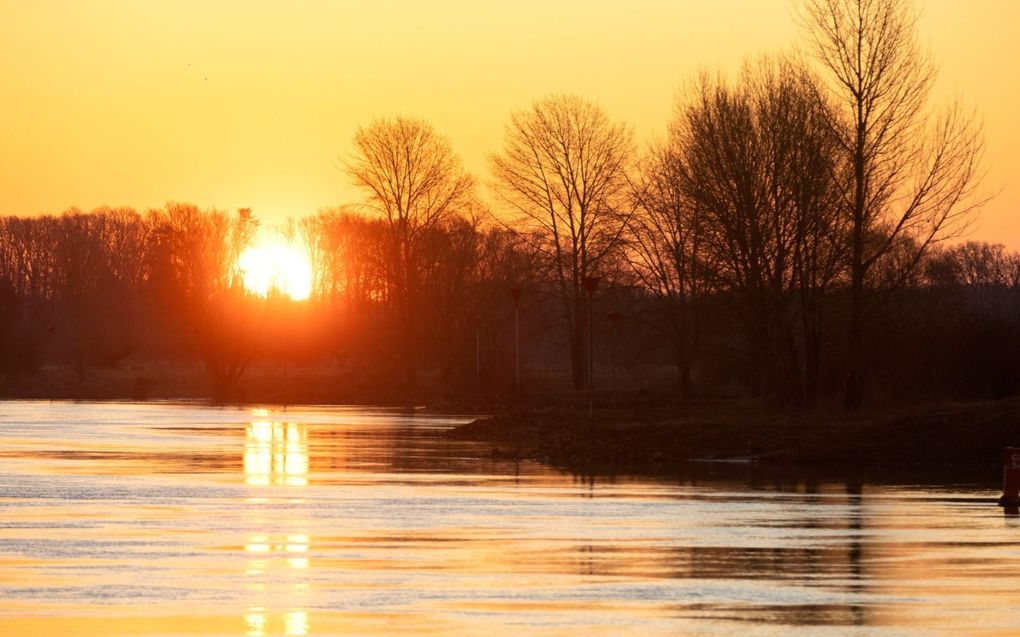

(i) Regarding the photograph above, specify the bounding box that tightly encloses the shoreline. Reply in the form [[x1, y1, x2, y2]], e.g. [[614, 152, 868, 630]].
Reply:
[[4, 366, 1018, 476], [0, 365, 492, 413], [446, 397, 1020, 474]]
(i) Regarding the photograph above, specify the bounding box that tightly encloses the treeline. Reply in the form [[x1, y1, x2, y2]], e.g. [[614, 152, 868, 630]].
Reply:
[[0, 204, 551, 401], [0, 0, 1002, 409], [0, 205, 257, 398], [0, 204, 1015, 407]]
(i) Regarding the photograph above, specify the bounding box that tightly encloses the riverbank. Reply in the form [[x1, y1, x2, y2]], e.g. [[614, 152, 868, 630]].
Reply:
[[0, 364, 479, 408], [448, 396, 1020, 472], [6, 364, 1018, 472]]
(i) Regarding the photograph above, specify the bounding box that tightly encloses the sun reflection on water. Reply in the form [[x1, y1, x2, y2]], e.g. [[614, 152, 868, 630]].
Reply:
[[4, 402, 1020, 636], [244, 419, 309, 487], [245, 534, 311, 571], [242, 532, 311, 637], [243, 531, 311, 635], [243, 411, 311, 635], [244, 607, 309, 636]]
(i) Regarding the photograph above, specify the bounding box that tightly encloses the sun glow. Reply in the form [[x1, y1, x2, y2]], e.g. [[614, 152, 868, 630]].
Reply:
[[238, 240, 313, 301]]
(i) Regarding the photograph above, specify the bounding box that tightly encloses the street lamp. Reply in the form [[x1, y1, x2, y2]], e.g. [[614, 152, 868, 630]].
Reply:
[[582, 276, 601, 417], [473, 315, 481, 395]]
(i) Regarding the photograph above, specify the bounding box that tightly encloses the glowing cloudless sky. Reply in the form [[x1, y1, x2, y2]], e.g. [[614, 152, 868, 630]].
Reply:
[[1, 0, 1017, 244]]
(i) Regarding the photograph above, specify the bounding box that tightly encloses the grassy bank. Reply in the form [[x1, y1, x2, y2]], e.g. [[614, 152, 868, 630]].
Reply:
[[448, 396, 1020, 472]]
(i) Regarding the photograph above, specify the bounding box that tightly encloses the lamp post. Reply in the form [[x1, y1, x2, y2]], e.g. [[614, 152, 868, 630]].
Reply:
[[510, 287, 522, 394], [474, 315, 481, 395], [582, 276, 601, 418]]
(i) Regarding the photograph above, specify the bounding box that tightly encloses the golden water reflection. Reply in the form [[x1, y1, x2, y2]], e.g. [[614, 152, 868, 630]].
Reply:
[[245, 533, 310, 572], [244, 418, 309, 487], [245, 608, 308, 637], [243, 528, 310, 637], [4, 402, 1020, 636], [243, 412, 311, 635]]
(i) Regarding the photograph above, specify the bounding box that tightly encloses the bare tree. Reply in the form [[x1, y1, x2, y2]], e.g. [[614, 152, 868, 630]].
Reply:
[[674, 59, 847, 408], [346, 117, 475, 387], [148, 203, 258, 401], [490, 94, 634, 389], [628, 138, 715, 396], [0, 209, 152, 377], [301, 206, 387, 304], [926, 242, 1017, 289], [56, 208, 150, 377], [924, 241, 1020, 318], [799, 0, 985, 409]]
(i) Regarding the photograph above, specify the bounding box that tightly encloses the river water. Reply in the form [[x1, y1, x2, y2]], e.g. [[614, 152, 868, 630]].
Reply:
[[1, 401, 1018, 636]]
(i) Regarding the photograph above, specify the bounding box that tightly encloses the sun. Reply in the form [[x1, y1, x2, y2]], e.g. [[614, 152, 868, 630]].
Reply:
[[238, 239, 313, 301]]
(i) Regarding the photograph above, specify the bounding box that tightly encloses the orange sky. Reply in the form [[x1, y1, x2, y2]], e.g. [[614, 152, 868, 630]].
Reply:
[[1, 0, 1017, 245]]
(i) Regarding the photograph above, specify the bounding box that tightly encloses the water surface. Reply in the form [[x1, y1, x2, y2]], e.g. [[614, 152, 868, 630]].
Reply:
[[1, 401, 1017, 636]]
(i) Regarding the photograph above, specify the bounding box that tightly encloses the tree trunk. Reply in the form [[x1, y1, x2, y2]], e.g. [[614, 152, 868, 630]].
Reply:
[[570, 301, 587, 390], [844, 114, 868, 411], [674, 344, 693, 399], [804, 322, 821, 411], [844, 264, 865, 410], [401, 244, 417, 389]]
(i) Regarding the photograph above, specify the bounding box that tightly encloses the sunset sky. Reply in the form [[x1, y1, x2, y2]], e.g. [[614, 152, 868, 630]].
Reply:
[[1, 0, 1017, 244]]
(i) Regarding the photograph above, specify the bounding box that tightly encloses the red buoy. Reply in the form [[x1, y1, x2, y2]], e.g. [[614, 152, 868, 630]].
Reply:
[[999, 447, 1020, 506]]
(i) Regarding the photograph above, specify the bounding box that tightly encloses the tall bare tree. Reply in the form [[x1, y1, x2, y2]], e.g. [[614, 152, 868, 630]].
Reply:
[[799, 0, 984, 409], [346, 117, 475, 387], [490, 94, 634, 389], [674, 59, 847, 407], [628, 139, 715, 396]]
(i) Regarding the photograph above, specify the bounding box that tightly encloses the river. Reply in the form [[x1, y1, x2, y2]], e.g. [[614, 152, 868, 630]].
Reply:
[[1, 401, 1017, 636]]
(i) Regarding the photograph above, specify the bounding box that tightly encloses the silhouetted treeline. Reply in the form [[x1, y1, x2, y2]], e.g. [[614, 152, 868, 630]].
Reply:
[[1, 203, 1014, 407], [0, 0, 995, 409]]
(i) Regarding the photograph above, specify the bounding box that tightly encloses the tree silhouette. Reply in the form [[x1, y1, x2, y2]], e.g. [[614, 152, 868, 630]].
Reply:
[[346, 117, 475, 388], [673, 59, 847, 407], [491, 95, 633, 389], [800, 0, 984, 409], [628, 134, 715, 395], [147, 203, 258, 401]]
